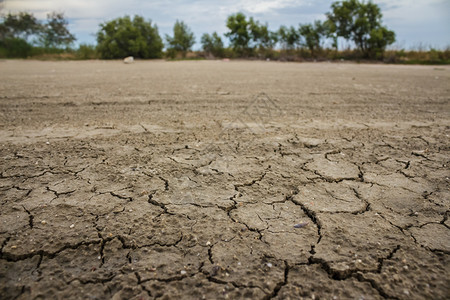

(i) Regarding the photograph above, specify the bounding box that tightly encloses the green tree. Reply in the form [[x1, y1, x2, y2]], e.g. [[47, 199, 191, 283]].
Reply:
[[226, 13, 276, 56], [0, 12, 41, 41], [249, 21, 277, 50], [165, 20, 195, 58], [323, 19, 338, 51], [0, 12, 40, 58], [225, 12, 252, 56], [39, 12, 76, 48], [367, 26, 395, 58], [326, 0, 395, 58], [96, 15, 163, 59], [298, 20, 327, 57], [278, 25, 300, 50], [201, 32, 224, 57]]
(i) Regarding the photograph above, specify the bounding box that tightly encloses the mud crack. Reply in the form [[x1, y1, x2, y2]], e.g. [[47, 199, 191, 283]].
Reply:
[[22, 205, 34, 229], [263, 260, 289, 300], [288, 189, 322, 244], [307, 245, 401, 298], [148, 191, 173, 215]]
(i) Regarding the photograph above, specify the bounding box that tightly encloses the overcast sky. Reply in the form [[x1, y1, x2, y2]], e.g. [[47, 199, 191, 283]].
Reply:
[[1, 0, 449, 49]]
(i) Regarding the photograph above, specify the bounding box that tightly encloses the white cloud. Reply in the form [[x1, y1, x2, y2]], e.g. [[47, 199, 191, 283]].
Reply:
[[235, 0, 304, 14]]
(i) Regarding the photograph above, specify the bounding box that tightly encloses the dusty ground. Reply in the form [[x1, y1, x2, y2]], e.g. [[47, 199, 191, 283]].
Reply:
[[0, 60, 449, 299]]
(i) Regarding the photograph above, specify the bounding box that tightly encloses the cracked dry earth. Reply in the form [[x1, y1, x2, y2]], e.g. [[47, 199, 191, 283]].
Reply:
[[0, 60, 449, 300]]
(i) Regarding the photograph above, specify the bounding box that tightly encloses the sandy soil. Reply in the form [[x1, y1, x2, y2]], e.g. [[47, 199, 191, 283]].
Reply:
[[0, 60, 449, 299]]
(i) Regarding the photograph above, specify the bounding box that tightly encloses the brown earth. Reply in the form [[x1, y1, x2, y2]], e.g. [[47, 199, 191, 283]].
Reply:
[[0, 60, 449, 299]]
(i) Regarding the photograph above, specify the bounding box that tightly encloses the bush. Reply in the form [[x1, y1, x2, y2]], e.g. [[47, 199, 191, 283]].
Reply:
[[382, 48, 450, 65], [0, 37, 32, 58], [97, 15, 163, 59], [76, 44, 98, 59]]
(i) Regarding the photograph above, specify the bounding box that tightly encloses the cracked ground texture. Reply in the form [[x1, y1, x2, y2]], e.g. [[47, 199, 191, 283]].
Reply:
[[0, 60, 449, 300]]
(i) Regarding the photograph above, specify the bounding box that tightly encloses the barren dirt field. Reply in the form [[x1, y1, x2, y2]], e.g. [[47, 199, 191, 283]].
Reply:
[[0, 60, 449, 299]]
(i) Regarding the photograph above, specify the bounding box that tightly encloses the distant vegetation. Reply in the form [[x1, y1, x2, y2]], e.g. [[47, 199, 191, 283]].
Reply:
[[0, 11, 76, 58], [0, 0, 448, 64], [165, 20, 196, 58], [96, 15, 163, 59]]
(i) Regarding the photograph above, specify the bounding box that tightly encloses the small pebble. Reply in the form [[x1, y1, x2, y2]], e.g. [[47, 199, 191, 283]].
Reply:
[[180, 270, 187, 275], [206, 241, 211, 246], [267, 263, 272, 268], [41, 220, 47, 225], [70, 224, 75, 228], [294, 222, 309, 228]]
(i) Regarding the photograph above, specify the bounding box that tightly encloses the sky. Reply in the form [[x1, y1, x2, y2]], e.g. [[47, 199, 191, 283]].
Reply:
[[1, 0, 449, 50]]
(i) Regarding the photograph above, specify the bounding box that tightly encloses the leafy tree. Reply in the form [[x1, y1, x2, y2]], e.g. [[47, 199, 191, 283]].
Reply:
[[97, 15, 163, 59], [226, 13, 277, 56], [0, 12, 41, 41], [0, 12, 40, 57], [201, 32, 224, 57], [298, 20, 327, 57], [278, 25, 300, 50], [326, 0, 395, 58], [249, 21, 277, 50], [225, 12, 252, 56], [39, 12, 75, 48], [367, 26, 395, 58], [323, 19, 338, 51], [165, 20, 195, 58]]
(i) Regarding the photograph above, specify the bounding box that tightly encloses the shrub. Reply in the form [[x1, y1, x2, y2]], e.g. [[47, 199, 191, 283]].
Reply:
[[76, 44, 98, 59], [97, 15, 163, 59], [0, 37, 32, 58]]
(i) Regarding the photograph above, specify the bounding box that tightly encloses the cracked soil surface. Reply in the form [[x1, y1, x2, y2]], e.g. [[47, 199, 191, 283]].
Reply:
[[0, 60, 449, 299]]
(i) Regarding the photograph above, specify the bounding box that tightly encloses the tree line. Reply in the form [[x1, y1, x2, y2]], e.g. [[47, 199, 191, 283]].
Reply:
[[0, 0, 447, 63], [95, 0, 396, 60], [0, 12, 75, 57]]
